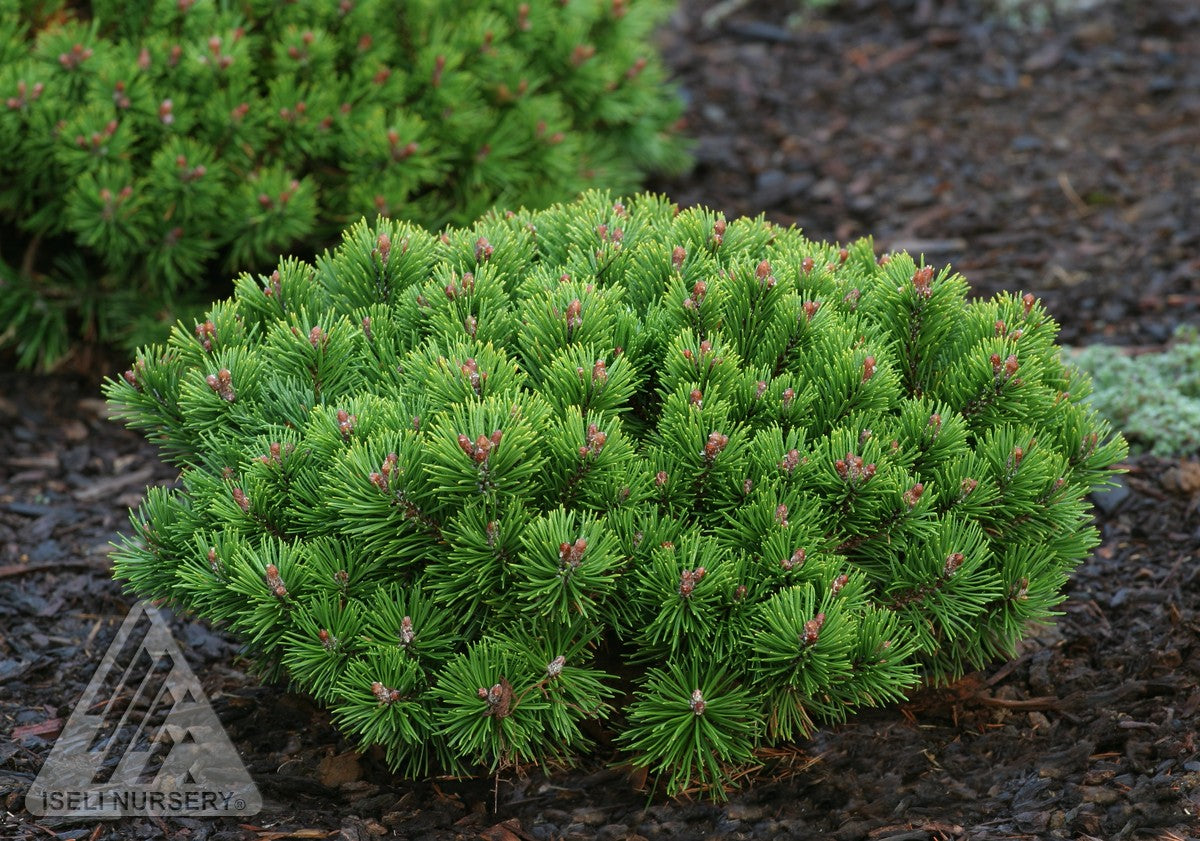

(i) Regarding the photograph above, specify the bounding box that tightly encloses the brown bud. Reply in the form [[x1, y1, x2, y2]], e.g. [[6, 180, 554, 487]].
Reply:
[[672, 245, 686, 270], [943, 552, 965, 578], [702, 431, 728, 462], [862, 356, 876, 382], [912, 266, 934, 298], [803, 612, 826, 645], [398, 615, 415, 647], [231, 486, 250, 513], [779, 448, 801, 473], [206, 368, 236, 402], [711, 219, 726, 245], [336, 409, 356, 440], [264, 563, 287, 598], [475, 237, 493, 263], [782, 547, 806, 570], [372, 681, 403, 704]]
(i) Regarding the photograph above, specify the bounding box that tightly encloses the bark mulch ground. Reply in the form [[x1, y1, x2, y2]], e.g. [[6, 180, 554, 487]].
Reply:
[[3, 0, 1199, 838]]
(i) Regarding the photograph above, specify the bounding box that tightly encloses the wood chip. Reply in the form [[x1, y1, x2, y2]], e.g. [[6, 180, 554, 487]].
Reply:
[[71, 465, 157, 502]]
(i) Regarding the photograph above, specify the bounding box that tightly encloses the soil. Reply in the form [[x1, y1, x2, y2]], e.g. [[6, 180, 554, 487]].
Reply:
[[2, 0, 1199, 839]]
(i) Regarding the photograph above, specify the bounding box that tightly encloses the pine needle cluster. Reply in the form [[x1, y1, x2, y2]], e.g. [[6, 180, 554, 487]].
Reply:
[[0, 0, 686, 367], [105, 191, 1126, 797]]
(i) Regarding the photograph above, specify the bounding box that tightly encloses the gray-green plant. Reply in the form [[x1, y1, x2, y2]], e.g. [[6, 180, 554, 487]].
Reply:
[[1068, 326, 1200, 457]]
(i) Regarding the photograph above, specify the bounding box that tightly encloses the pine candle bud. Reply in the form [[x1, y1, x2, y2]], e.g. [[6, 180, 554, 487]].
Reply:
[[458, 430, 502, 464], [372, 682, 403, 704], [678, 566, 706, 598], [779, 449, 801, 473], [943, 553, 965, 578], [775, 504, 788, 527], [479, 680, 512, 718], [702, 431, 728, 462], [546, 655, 566, 678], [672, 245, 686, 270], [461, 358, 485, 396], [682, 280, 707, 310], [336, 409, 356, 440], [370, 452, 398, 493], [831, 574, 848, 595], [689, 389, 703, 407], [206, 368, 236, 401], [231, 487, 250, 513], [711, 219, 726, 245], [559, 538, 587, 568], [654, 470, 668, 487], [398, 616, 415, 647], [803, 300, 820, 321], [592, 359, 608, 384], [318, 629, 337, 651], [756, 259, 775, 288], [264, 563, 287, 598], [781, 388, 795, 407], [803, 612, 826, 646], [195, 320, 216, 351], [782, 547, 806, 570], [579, 423, 607, 458], [689, 688, 706, 715], [835, 452, 876, 485], [912, 266, 934, 298], [903, 483, 924, 507], [862, 356, 876, 382]]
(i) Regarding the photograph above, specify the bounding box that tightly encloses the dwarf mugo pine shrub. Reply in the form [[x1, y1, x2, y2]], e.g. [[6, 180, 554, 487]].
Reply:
[[105, 192, 1126, 796]]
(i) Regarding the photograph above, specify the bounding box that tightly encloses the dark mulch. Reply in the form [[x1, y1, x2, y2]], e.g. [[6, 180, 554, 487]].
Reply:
[[3, 0, 1200, 838]]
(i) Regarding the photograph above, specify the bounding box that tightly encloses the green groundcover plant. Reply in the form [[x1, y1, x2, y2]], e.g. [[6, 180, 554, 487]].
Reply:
[[1068, 325, 1200, 457], [105, 191, 1126, 797], [0, 0, 686, 368]]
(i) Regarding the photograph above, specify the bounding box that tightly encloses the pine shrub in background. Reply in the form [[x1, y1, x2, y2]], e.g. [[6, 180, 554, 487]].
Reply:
[[105, 192, 1126, 797], [0, 0, 686, 368]]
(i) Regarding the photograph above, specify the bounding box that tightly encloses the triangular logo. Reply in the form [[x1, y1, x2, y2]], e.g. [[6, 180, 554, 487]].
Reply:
[[26, 602, 263, 817]]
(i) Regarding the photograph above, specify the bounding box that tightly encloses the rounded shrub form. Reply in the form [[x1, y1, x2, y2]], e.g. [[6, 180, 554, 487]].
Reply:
[[0, 0, 686, 366], [105, 192, 1126, 797]]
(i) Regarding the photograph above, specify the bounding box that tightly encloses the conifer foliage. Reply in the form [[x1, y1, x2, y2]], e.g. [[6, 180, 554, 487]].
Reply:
[[105, 192, 1126, 797], [0, 0, 686, 367]]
